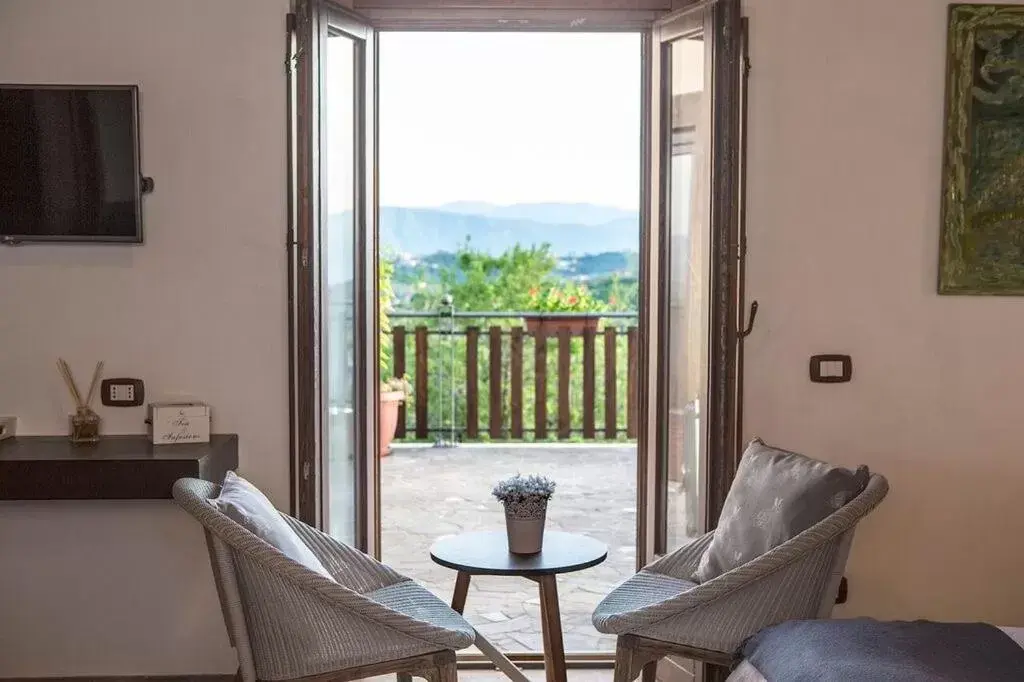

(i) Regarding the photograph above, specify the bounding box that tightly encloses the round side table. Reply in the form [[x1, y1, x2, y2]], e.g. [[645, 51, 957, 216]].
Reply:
[[430, 530, 608, 682]]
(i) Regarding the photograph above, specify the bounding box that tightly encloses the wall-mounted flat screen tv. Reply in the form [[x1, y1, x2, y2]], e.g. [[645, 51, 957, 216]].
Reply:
[[0, 85, 144, 244]]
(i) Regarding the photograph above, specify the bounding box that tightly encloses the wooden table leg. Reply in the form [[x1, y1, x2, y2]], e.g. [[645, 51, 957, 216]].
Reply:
[[537, 575, 567, 682], [448, 570, 531, 682], [451, 571, 471, 614]]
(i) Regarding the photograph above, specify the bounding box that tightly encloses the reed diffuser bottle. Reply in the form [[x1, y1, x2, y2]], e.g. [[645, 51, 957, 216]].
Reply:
[[57, 358, 104, 445]]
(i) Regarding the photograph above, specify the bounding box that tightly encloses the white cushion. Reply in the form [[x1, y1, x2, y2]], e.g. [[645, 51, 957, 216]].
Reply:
[[211, 471, 333, 580]]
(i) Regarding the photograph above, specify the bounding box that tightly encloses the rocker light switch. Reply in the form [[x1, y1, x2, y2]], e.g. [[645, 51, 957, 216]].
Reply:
[[101, 378, 145, 407], [810, 355, 852, 383]]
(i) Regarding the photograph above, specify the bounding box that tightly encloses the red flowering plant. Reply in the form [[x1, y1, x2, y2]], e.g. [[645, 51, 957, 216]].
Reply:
[[527, 282, 606, 314]]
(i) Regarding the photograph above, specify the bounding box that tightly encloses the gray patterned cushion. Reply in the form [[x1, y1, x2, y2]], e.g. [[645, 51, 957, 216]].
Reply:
[[696, 438, 869, 582]]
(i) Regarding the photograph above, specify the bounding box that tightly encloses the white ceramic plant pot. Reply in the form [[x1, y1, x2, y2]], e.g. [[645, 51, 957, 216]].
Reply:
[[504, 505, 547, 555]]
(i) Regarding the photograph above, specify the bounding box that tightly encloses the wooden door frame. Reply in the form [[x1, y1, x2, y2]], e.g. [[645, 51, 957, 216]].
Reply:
[[288, 0, 745, 587], [288, 0, 379, 552], [287, 5, 746, 674], [705, 0, 744, 529], [289, 0, 320, 525], [351, 0, 672, 31]]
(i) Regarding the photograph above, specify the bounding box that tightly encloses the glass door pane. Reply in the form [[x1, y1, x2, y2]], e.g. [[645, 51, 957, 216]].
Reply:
[[323, 30, 358, 544], [661, 31, 711, 553]]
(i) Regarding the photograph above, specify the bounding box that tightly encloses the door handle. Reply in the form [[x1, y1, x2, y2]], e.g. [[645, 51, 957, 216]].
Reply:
[[740, 300, 758, 339]]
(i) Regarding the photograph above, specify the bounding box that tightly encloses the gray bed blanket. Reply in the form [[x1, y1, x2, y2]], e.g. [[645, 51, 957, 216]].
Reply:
[[743, 618, 1024, 682]]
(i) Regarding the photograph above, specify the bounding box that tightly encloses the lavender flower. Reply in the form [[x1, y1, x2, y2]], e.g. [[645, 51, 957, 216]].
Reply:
[[492, 474, 556, 507]]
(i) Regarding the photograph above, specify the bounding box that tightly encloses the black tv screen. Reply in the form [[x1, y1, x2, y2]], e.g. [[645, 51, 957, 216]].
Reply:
[[0, 85, 143, 243]]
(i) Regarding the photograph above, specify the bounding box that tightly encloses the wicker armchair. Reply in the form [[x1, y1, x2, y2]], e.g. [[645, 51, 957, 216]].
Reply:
[[593, 474, 889, 682], [173, 478, 475, 682]]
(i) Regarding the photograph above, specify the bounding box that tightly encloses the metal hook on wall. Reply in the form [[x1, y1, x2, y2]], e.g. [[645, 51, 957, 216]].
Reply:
[[740, 300, 759, 339]]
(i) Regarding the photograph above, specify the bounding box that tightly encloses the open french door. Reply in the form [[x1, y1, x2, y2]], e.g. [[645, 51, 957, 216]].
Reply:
[[289, 0, 379, 554], [640, 0, 745, 678]]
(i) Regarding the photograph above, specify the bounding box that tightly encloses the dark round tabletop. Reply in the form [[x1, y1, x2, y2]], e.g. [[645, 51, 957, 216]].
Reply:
[[429, 530, 607, 577]]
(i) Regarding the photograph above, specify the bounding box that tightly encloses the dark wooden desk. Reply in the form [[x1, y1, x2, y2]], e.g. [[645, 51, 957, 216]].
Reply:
[[0, 434, 238, 500], [431, 530, 607, 682]]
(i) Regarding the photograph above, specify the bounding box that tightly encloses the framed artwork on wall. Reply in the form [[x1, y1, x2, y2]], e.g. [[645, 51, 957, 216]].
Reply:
[[940, 4, 1024, 295]]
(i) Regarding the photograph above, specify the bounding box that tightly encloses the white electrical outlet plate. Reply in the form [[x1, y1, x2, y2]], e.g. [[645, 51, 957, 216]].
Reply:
[[101, 378, 145, 407], [110, 384, 135, 402]]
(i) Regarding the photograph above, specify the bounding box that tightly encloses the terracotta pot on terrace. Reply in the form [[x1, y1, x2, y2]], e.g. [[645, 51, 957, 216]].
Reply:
[[523, 315, 600, 336], [379, 391, 405, 457]]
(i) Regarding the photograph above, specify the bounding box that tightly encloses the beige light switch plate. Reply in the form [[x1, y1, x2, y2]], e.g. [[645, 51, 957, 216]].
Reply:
[[0, 416, 17, 442]]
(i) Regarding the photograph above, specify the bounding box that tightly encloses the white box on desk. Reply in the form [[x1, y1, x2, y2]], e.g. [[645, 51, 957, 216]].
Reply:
[[0, 416, 16, 442], [148, 402, 211, 445]]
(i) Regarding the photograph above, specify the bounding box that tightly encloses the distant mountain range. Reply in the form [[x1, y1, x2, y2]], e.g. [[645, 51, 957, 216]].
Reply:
[[436, 202, 637, 227], [328, 202, 640, 260], [399, 250, 639, 281]]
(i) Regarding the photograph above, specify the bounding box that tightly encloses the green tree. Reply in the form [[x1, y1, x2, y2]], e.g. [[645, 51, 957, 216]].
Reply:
[[409, 242, 559, 314], [379, 252, 396, 375], [591, 274, 639, 312]]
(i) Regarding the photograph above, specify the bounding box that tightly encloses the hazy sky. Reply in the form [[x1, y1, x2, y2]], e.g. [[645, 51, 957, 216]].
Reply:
[[377, 33, 642, 211]]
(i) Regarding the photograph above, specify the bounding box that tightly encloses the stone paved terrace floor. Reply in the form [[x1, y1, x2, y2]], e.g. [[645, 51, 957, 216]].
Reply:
[[364, 669, 613, 681], [380, 444, 637, 655], [364, 670, 613, 681]]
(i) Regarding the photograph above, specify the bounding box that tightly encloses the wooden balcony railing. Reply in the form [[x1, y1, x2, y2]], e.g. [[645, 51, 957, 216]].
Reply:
[[385, 312, 639, 443]]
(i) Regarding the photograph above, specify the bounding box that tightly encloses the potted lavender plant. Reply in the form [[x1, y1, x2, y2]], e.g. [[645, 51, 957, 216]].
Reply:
[[492, 474, 556, 554]]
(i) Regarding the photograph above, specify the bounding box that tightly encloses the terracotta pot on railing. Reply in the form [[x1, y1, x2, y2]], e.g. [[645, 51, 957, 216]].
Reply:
[[523, 314, 600, 336], [379, 391, 405, 457]]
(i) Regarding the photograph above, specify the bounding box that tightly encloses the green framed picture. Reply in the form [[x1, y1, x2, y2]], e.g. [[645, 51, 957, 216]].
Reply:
[[941, 5, 1024, 294]]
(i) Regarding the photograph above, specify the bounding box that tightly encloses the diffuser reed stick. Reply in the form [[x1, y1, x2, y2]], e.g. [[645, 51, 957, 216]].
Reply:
[[84, 361, 104, 409], [56, 358, 83, 407], [57, 358, 103, 444]]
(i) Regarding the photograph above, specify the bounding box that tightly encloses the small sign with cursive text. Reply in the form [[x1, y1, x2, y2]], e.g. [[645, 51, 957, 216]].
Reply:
[[148, 402, 211, 445]]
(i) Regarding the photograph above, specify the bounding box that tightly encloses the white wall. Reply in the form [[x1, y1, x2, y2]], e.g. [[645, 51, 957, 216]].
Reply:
[[0, 0, 291, 675], [743, 0, 1024, 625]]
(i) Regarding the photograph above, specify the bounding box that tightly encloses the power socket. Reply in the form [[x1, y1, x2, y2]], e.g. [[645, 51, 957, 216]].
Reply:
[[101, 378, 145, 407], [111, 384, 135, 402]]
